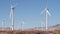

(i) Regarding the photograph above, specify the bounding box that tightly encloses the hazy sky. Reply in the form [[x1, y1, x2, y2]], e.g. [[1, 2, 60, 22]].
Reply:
[[0, 0, 60, 30]]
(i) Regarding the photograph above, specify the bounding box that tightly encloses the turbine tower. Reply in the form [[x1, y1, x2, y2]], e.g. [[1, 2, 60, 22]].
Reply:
[[40, 0, 51, 31], [21, 18, 24, 30], [11, 5, 14, 31]]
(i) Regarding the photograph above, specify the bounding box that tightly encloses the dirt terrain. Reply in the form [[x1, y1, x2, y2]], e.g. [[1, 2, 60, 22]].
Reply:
[[0, 29, 60, 34]]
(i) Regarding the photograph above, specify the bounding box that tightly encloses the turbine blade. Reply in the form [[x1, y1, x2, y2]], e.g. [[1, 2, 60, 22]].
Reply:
[[9, 5, 12, 19], [46, 9, 51, 16], [9, 11, 12, 18], [14, 3, 18, 7], [40, 8, 46, 15], [11, 3, 18, 8]]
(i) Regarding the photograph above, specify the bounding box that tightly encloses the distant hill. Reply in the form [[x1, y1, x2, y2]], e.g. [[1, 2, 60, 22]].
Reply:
[[27, 24, 60, 31], [48, 24, 60, 31], [0, 24, 60, 31]]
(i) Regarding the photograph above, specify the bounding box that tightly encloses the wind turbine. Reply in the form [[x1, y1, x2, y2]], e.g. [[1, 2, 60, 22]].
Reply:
[[40, 21, 45, 30], [9, 0, 15, 31], [9, 0, 18, 31], [2, 18, 4, 31], [40, 0, 51, 31], [21, 19, 25, 30]]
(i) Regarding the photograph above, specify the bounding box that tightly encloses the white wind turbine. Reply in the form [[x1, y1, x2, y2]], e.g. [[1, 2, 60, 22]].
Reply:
[[21, 19, 25, 30], [9, 0, 15, 31], [40, 0, 51, 31], [9, 0, 18, 31], [1, 18, 4, 34], [11, 5, 14, 31], [40, 21, 45, 30], [2, 18, 4, 31]]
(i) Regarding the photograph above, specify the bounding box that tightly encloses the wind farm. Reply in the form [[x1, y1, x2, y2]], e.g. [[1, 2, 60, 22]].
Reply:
[[0, 0, 60, 34]]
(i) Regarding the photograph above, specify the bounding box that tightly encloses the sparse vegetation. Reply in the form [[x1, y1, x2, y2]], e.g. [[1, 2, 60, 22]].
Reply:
[[0, 29, 60, 34]]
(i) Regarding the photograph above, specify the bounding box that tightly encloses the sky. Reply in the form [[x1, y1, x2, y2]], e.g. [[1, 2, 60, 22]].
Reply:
[[0, 0, 60, 30]]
